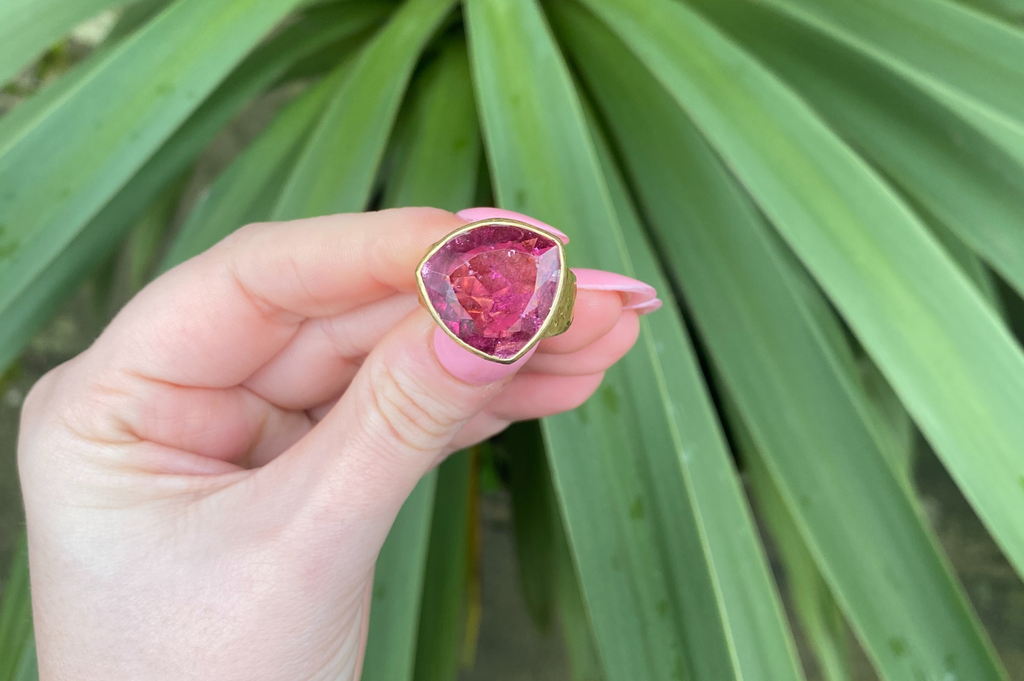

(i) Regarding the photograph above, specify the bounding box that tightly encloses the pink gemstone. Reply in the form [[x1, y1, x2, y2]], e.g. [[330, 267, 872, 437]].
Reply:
[[421, 223, 562, 359]]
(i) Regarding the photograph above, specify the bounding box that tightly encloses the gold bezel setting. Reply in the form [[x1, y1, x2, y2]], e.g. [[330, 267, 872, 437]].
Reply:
[[416, 217, 576, 364]]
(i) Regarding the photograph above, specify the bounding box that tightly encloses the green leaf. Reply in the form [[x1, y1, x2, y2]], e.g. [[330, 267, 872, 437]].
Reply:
[[0, 0, 309, 365], [361, 39, 480, 681], [579, 0, 1024, 589], [467, 2, 804, 679], [270, 0, 458, 219], [412, 450, 475, 681], [0, 0, 124, 87], [11, 637, 37, 681], [691, 1, 1024, 301], [95, 173, 190, 320], [748, 0, 1024, 136], [106, 0, 176, 43], [727, 409, 854, 681], [0, 1, 385, 372], [552, 532, 604, 681], [161, 68, 349, 271], [0, 535, 32, 681], [363, 474, 438, 681], [566, 5, 1009, 679], [504, 421, 557, 632], [952, 0, 1024, 23], [381, 41, 480, 213], [503, 421, 604, 681]]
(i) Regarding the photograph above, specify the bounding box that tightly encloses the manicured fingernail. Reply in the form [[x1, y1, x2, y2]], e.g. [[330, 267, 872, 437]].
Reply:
[[433, 327, 535, 384], [631, 299, 663, 315], [456, 207, 570, 244], [573, 268, 660, 315]]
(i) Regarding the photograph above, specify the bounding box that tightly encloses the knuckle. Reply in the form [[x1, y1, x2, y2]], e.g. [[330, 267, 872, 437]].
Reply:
[[369, 363, 462, 455]]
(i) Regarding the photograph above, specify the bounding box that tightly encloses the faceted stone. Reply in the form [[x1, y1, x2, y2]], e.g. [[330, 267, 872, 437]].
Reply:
[[420, 223, 562, 359]]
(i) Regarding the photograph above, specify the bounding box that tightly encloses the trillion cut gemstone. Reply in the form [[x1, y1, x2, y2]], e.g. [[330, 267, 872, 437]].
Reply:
[[420, 223, 562, 359]]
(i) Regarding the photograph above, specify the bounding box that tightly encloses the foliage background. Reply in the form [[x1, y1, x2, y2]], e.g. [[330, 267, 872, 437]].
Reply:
[[2, 1, 1024, 680]]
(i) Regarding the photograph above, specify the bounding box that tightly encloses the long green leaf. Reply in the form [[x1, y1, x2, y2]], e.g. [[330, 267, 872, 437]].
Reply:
[[562, 7, 1007, 678], [271, 0, 458, 219], [727, 410, 853, 681], [581, 0, 1024, 585], [952, 0, 1024, 23], [467, 2, 804, 679], [552, 526, 604, 681], [106, 0, 176, 42], [161, 68, 349, 271], [0, 0, 307, 361], [503, 421, 603, 681], [362, 475, 437, 681], [381, 42, 480, 213], [503, 421, 557, 632], [0, 0, 124, 87], [693, 1, 1024, 300], [748, 0, 1024, 136], [412, 450, 474, 681], [11, 637, 37, 681], [0, 535, 32, 681], [361, 39, 480, 681], [0, 2, 383, 372]]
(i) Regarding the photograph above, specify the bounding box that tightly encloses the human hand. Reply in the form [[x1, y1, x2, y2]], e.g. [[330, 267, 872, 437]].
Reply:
[[17, 207, 657, 680]]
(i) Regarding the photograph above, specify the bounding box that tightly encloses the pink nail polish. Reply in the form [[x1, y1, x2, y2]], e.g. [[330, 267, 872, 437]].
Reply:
[[456, 207, 570, 245], [433, 327, 535, 384], [572, 268, 660, 314]]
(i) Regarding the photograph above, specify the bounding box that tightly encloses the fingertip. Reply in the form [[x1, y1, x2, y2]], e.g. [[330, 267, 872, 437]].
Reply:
[[634, 298, 663, 315]]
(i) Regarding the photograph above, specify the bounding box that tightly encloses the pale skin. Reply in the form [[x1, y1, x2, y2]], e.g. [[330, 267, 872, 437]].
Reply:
[[17, 208, 650, 680]]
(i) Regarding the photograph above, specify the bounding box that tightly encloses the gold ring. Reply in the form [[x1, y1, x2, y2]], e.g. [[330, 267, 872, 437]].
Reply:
[[416, 217, 576, 364]]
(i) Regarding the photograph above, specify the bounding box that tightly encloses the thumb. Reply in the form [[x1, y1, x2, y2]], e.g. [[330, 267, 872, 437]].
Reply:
[[277, 308, 531, 521]]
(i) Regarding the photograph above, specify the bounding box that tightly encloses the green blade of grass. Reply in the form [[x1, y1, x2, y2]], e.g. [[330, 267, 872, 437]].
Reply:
[[580, 0, 1024, 586], [270, 0, 458, 219], [466, 1, 805, 678], [562, 5, 1008, 680]]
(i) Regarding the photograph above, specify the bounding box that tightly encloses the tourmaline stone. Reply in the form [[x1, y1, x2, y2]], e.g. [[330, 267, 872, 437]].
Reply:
[[420, 223, 561, 359]]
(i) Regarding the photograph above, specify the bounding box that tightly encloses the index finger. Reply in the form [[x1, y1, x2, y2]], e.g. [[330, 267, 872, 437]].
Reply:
[[89, 208, 465, 389]]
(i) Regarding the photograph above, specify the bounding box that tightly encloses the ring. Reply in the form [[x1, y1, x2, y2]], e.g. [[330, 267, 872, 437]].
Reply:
[[416, 217, 576, 364]]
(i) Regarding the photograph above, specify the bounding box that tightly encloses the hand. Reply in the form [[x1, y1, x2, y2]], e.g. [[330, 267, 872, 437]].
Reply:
[[17, 207, 656, 681]]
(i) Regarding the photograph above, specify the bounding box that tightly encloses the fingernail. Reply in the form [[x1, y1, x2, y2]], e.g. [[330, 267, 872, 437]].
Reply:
[[456, 207, 570, 244], [433, 327, 535, 384], [573, 268, 661, 315]]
